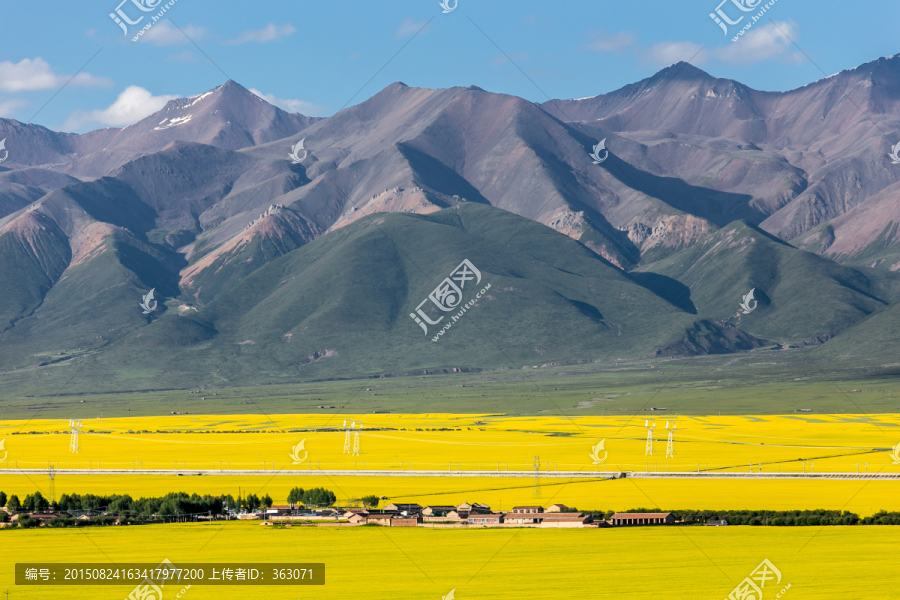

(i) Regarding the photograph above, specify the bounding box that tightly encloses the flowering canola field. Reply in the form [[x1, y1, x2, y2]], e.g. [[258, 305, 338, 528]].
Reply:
[[2, 413, 896, 473], [1, 413, 898, 514], [1, 522, 897, 600]]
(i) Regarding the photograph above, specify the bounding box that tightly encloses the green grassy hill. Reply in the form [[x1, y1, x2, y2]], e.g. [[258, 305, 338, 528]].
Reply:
[[638, 220, 900, 344], [0, 204, 764, 395]]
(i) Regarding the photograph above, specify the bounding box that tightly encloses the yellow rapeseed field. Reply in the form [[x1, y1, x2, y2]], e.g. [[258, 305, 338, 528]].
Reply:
[[1, 413, 898, 514], [1, 413, 896, 473], [1, 522, 897, 599], [0, 474, 897, 516]]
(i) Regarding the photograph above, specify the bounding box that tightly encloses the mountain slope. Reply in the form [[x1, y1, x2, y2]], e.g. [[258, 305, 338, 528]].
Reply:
[[544, 56, 900, 265], [638, 220, 900, 343], [0, 204, 764, 394], [0, 81, 318, 179]]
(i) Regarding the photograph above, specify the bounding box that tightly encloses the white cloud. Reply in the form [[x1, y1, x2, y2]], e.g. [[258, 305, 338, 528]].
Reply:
[[137, 22, 208, 46], [715, 21, 804, 64], [0, 98, 28, 118], [63, 86, 178, 131], [224, 23, 295, 45], [583, 31, 635, 53], [249, 88, 328, 116], [394, 18, 429, 39], [583, 22, 804, 70], [0, 58, 111, 93], [643, 41, 708, 68]]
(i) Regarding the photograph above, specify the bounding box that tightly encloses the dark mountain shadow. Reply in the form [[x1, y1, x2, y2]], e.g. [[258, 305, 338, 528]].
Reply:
[[62, 178, 157, 234], [603, 153, 758, 226], [629, 272, 697, 314], [397, 143, 491, 205]]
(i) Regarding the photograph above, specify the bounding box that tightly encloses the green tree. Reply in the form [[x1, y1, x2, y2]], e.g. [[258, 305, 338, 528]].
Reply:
[[23, 492, 49, 512], [302, 488, 336, 508], [0, 491, 7, 507], [7, 495, 20, 513], [16, 514, 39, 528], [108, 495, 134, 515], [262, 494, 273, 509], [361, 495, 379, 509], [287, 487, 305, 508]]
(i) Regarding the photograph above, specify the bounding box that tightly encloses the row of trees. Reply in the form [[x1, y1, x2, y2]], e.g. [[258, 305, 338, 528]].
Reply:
[[0, 491, 52, 514], [287, 487, 337, 508], [0, 491, 227, 520], [0, 488, 341, 517], [224, 493, 273, 512], [614, 508, 872, 526]]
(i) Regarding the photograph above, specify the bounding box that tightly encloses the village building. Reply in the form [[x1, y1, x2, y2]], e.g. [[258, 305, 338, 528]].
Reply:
[[421, 505, 456, 517], [546, 504, 571, 513], [506, 506, 543, 523], [609, 512, 675, 526], [456, 502, 491, 513], [540, 513, 594, 527], [265, 505, 292, 515], [443, 510, 468, 522], [26, 512, 63, 523], [468, 512, 504, 525], [511, 506, 544, 514], [366, 513, 394, 526], [385, 503, 423, 513]]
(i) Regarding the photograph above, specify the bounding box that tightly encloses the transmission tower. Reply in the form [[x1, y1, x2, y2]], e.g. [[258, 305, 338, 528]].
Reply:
[[665, 421, 676, 459], [532, 456, 542, 499], [342, 420, 351, 454], [352, 422, 361, 456], [644, 420, 655, 456], [69, 420, 82, 454], [48, 466, 56, 506]]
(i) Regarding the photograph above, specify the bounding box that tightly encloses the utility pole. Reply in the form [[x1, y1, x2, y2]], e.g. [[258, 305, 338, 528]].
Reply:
[[665, 422, 675, 458], [532, 456, 542, 499], [48, 466, 55, 505], [352, 422, 361, 456], [644, 420, 655, 456]]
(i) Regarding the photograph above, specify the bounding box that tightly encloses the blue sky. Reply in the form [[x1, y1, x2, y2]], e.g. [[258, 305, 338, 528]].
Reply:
[[0, 0, 896, 133]]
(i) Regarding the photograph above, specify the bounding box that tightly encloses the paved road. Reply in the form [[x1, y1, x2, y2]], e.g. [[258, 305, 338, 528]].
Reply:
[[1, 469, 898, 479]]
